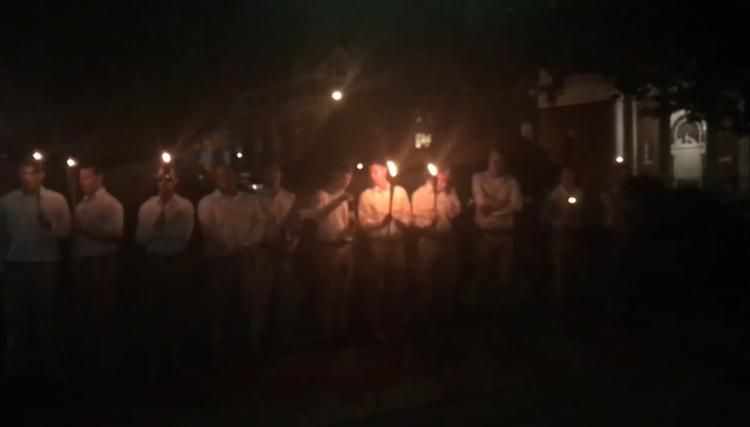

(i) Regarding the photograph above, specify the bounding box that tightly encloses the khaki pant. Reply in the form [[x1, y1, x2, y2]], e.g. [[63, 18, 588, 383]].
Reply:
[[70, 255, 118, 375], [140, 253, 189, 374], [252, 246, 295, 353], [205, 253, 249, 351], [3, 262, 59, 378], [471, 232, 515, 306], [415, 236, 457, 325], [315, 243, 353, 340], [367, 239, 406, 337]]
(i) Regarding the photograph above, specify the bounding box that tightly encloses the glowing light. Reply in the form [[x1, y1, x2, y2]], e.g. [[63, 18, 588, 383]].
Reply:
[[331, 90, 343, 101], [236, 152, 244, 159], [386, 160, 398, 178], [356, 162, 364, 171], [415, 132, 432, 149], [427, 163, 438, 177], [161, 151, 172, 164], [251, 183, 263, 191], [66, 157, 77, 168], [568, 196, 578, 205], [615, 156, 624, 164], [32, 151, 43, 161]]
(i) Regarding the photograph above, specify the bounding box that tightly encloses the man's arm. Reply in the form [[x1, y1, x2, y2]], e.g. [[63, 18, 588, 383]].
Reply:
[[411, 188, 433, 229], [76, 202, 123, 244]]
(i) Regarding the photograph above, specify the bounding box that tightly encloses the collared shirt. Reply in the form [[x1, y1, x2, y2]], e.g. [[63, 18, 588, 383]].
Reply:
[[358, 184, 411, 239], [471, 171, 523, 231], [544, 184, 583, 229], [309, 189, 351, 242], [0, 187, 71, 263], [197, 190, 262, 257], [136, 194, 195, 256], [73, 188, 123, 257], [257, 187, 295, 244], [411, 181, 461, 234]]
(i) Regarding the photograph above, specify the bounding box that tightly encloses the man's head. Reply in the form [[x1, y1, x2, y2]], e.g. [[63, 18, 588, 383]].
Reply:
[[213, 164, 238, 195], [78, 163, 104, 196], [488, 148, 506, 175], [329, 164, 353, 191], [156, 167, 178, 199], [18, 159, 44, 194], [560, 166, 576, 188], [369, 162, 389, 189], [263, 163, 282, 192], [435, 168, 451, 193]]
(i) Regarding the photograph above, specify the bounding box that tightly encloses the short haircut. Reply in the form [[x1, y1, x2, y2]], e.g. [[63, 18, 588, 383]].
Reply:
[[19, 157, 43, 173], [79, 161, 104, 176]]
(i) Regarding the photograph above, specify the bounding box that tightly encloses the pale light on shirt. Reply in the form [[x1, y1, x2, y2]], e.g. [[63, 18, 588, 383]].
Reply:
[[0, 187, 71, 263], [471, 171, 523, 231], [358, 184, 411, 239], [197, 190, 262, 257], [257, 188, 295, 244], [411, 182, 461, 233], [310, 189, 350, 242], [73, 188, 123, 257], [136, 194, 195, 256]]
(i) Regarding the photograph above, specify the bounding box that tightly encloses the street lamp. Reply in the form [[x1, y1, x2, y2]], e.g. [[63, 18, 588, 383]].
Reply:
[[331, 89, 343, 102], [236, 152, 244, 159], [615, 156, 624, 164]]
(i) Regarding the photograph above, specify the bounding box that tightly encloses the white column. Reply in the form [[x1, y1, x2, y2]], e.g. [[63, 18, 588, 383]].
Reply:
[[614, 96, 625, 161], [631, 98, 639, 175]]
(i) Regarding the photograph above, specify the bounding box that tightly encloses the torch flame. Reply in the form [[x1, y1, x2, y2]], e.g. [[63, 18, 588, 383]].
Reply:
[[32, 151, 43, 161], [161, 151, 172, 164], [66, 157, 77, 168], [568, 196, 577, 205], [427, 163, 438, 177], [386, 160, 398, 178], [356, 162, 364, 171]]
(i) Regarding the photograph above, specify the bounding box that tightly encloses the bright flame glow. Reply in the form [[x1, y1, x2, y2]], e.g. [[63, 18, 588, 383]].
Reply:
[[161, 151, 172, 164], [615, 156, 624, 164], [66, 157, 77, 168], [356, 162, 364, 171], [32, 151, 43, 161], [386, 160, 398, 178], [236, 152, 244, 159], [427, 163, 438, 177], [331, 90, 343, 101], [251, 184, 261, 191], [568, 196, 577, 205]]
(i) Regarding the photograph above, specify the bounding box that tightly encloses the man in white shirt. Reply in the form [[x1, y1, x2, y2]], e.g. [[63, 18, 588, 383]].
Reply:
[[135, 167, 194, 375], [541, 166, 584, 306], [471, 148, 523, 303], [70, 162, 124, 375], [0, 158, 70, 377], [411, 166, 461, 328], [253, 163, 296, 355], [197, 164, 262, 352], [303, 164, 355, 342], [358, 160, 411, 340]]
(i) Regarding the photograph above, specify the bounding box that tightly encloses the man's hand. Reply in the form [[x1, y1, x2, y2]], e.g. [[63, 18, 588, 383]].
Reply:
[[381, 214, 393, 226], [339, 192, 354, 203]]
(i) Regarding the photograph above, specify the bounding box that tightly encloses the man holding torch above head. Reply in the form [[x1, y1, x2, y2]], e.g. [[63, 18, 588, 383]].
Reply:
[[71, 160, 124, 376], [411, 163, 461, 331], [358, 159, 411, 341], [0, 156, 71, 378], [471, 148, 523, 305], [135, 156, 195, 377]]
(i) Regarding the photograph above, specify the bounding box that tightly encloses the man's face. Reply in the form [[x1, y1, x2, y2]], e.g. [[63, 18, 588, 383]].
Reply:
[[157, 173, 177, 196], [19, 166, 43, 193], [214, 166, 238, 194], [436, 171, 450, 193], [79, 168, 103, 196], [488, 151, 505, 174], [369, 164, 389, 188], [333, 170, 352, 190], [264, 165, 282, 190]]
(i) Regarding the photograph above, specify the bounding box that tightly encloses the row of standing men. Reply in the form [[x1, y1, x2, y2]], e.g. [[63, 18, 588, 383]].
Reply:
[[1, 148, 627, 378]]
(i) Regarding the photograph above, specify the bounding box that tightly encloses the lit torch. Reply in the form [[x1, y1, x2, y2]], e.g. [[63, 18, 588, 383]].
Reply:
[[65, 156, 78, 206], [567, 196, 577, 205], [427, 162, 439, 214]]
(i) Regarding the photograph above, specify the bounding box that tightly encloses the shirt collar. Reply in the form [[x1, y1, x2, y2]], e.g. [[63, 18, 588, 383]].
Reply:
[[84, 187, 105, 202]]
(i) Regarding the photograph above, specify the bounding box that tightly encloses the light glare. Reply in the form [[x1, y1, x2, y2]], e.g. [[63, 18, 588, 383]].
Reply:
[[331, 90, 343, 101], [615, 156, 624, 164], [66, 157, 77, 168], [356, 162, 364, 171], [568, 196, 577, 205], [386, 160, 398, 178], [427, 163, 438, 177], [32, 151, 43, 161], [161, 151, 172, 164]]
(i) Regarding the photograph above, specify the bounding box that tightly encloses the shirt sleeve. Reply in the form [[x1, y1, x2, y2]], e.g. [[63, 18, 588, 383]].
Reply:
[[510, 179, 523, 213], [394, 186, 412, 225], [357, 190, 379, 229], [175, 200, 195, 243], [135, 202, 152, 245], [197, 198, 222, 246], [448, 190, 462, 220], [50, 195, 72, 239], [100, 199, 124, 238]]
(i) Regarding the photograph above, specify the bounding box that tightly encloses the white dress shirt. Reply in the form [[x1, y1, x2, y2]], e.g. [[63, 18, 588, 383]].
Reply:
[[136, 194, 195, 256], [411, 182, 461, 234], [0, 187, 71, 263], [471, 171, 523, 231], [309, 189, 351, 242], [358, 184, 411, 239], [73, 188, 123, 257], [544, 184, 583, 229], [197, 190, 262, 257], [257, 188, 295, 244]]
